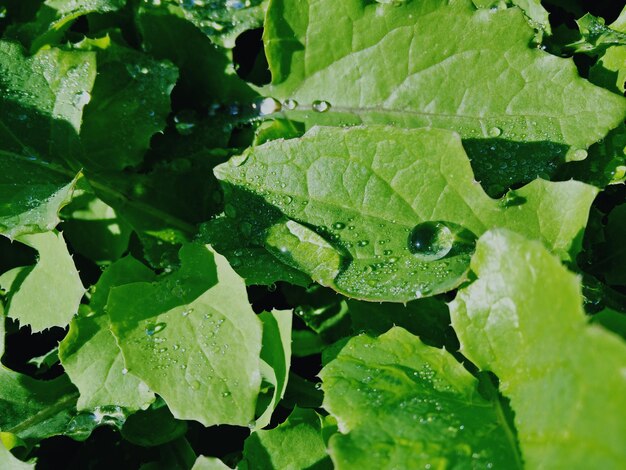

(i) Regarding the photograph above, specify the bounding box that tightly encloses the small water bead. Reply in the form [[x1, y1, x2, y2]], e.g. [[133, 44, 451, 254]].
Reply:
[[145, 322, 167, 336], [256, 97, 281, 116], [488, 126, 502, 137], [383, 249, 393, 256], [312, 100, 331, 112], [357, 240, 369, 247], [283, 99, 298, 110], [333, 222, 346, 230], [121, 368, 128, 375], [407, 222, 454, 261], [571, 148, 588, 161], [222, 391, 232, 398], [182, 307, 194, 317]]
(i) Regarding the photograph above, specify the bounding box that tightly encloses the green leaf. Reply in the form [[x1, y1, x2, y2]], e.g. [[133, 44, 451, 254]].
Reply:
[[0, 367, 79, 446], [59, 256, 156, 411], [597, 203, 626, 286], [569, 13, 626, 54], [254, 309, 291, 430], [0, 153, 79, 239], [241, 407, 332, 470], [78, 42, 178, 171], [473, 0, 551, 34], [60, 189, 132, 264], [121, 399, 187, 447], [0, 439, 34, 470], [192, 455, 231, 470], [108, 243, 263, 426], [0, 304, 5, 360], [449, 229, 626, 468], [215, 126, 598, 301], [141, 0, 266, 49], [6, 0, 126, 52], [0, 41, 96, 165], [0, 232, 84, 332], [319, 327, 521, 469], [198, 216, 312, 287], [589, 6, 626, 94], [137, 4, 257, 107], [263, 0, 626, 170]]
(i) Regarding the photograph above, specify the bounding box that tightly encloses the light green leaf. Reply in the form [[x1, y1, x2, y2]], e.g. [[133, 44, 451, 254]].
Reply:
[[0, 41, 96, 164], [0, 232, 84, 332], [6, 0, 126, 52], [215, 126, 598, 301], [253, 309, 292, 430], [192, 455, 231, 470], [0, 439, 34, 470], [0, 152, 79, 240], [264, 0, 626, 170], [450, 229, 626, 468], [473, 0, 551, 34], [241, 407, 332, 470], [59, 256, 157, 411], [320, 327, 521, 469], [78, 42, 178, 170], [0, 367, 79, 445], [108, 243, 263, 426]]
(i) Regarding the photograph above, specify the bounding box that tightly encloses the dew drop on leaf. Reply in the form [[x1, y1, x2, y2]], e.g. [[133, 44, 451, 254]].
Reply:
[[407, 222, 454, 261], [257, 97, 282, 116], [488, 126, 502, 137], [145, 322, 167, 336], [571, 148, 588, 161], [312, 100, 331, 112], [283, 98, 298, 110]]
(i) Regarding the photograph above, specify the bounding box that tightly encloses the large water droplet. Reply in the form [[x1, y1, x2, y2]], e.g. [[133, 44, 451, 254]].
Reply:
[[407, 222, 454, 261], [312, 100, 331, 112], [571, 148, 588, 161]]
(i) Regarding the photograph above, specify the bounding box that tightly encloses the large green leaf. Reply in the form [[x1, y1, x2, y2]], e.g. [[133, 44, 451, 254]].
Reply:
[[137, 4, 257, 108], [0, 232, 84, 332], [450, 229, 626, 468], [59, 256, 156, 411], [0, 367, 78, 446], [0, 304, 5, 359], [320, 327, 521, 469], [0, 41, 96, 165], [241, 407, 332, 470], [192, 456, 231, 470], [215, 126, 598, 301], [108, 243, 263, 426], [263, 0, 626, 178], [79, 40, 179, 171]]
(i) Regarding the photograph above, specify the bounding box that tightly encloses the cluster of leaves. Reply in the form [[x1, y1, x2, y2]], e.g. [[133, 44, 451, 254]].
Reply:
[[1, 0, 626, 468]]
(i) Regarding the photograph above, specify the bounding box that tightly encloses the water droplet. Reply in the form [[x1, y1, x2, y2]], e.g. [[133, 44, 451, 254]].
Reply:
[[145, 322, 167, 336], [181, 307, 193, 317], [333, 222, 346, 230], [190, 380, 201, 390], [73, 91, 91, 107], [407, 222, 454, 261], [247, 420, 257, 429], [256, 97, 281, 116], [357, 240, 369, 247], [571, 148, 588, 161], [499, 191, 527, 208], [314, 382, 323, 390], [222, 391, 232, 397], [488, 127, 502, 137], [283, 99, 298, 110], [174, 110, 197, 135], [312, 100, 331, 112], [383, 249, 393, 256], [121, 368, 128, 375]]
